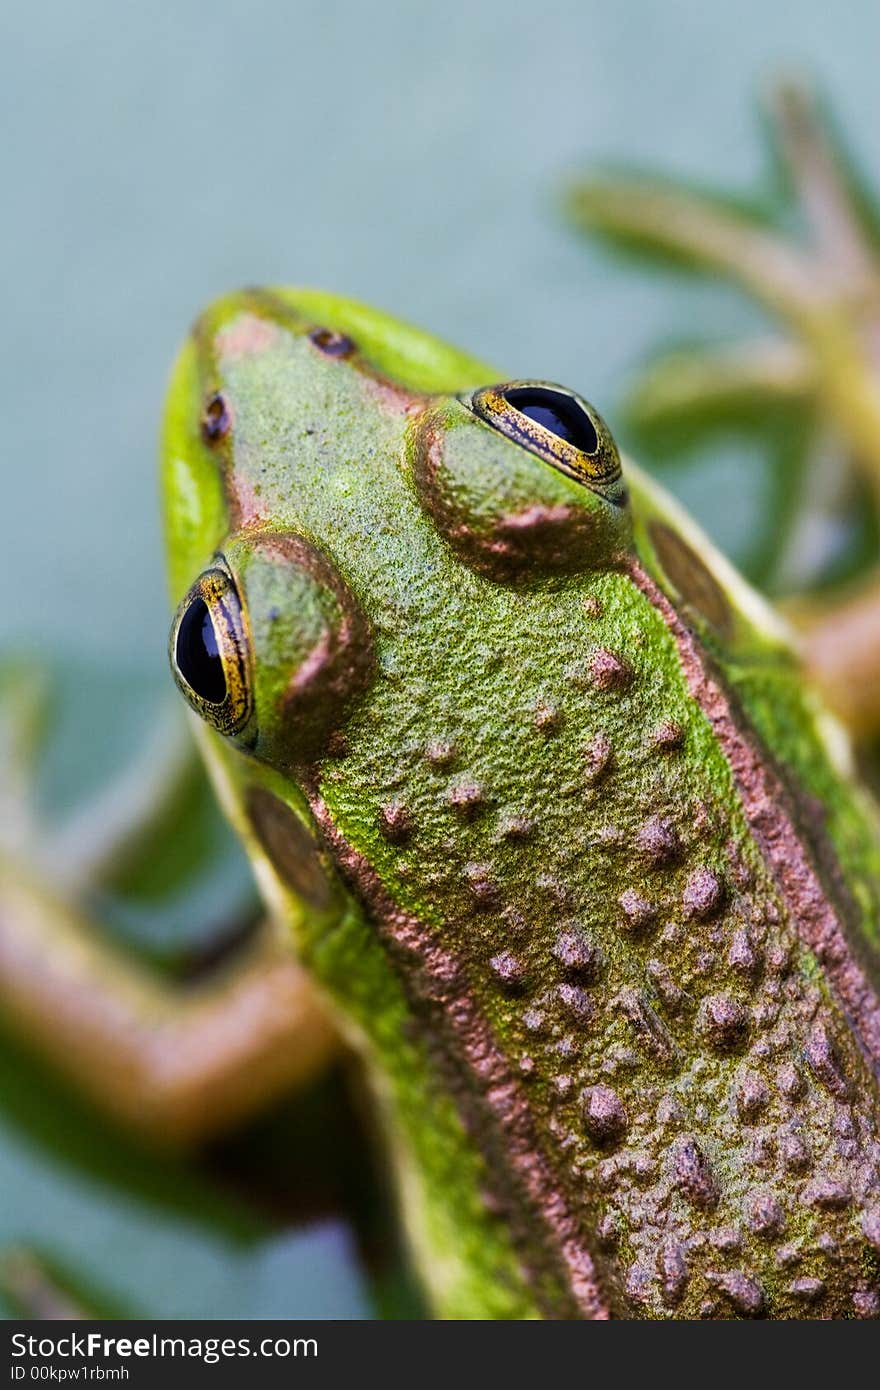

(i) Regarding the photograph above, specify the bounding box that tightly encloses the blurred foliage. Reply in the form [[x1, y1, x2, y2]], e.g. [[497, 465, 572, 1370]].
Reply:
[[0, 656, 423, 1319], [568, 82, 880, 599]]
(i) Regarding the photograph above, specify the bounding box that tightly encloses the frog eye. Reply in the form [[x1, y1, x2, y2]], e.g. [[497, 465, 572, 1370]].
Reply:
[[169, 566, 251, 735], [469, 382, 622, 491]]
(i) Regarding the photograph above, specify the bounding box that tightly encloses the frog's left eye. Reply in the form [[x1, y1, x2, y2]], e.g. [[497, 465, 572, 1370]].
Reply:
[[469, 381, 622, 492], [169, 567, 251, 735]]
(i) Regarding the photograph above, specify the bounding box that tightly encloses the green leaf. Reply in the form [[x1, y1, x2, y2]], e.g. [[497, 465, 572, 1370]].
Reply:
[[566, 172, 812, 314], [0, 649, 413, 1318]]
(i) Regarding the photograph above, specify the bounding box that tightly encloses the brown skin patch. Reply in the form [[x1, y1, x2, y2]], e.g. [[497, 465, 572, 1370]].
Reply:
[[246, 787, 336, 912], [581, 1085, 627, 1146], [378, 800, 414, 845], [588, 647, 634, 691], [216, 312, 282, 362], [228, 475, 269, 528], [697, 992, 750, 1053], [671, 1136, 719, 1209], [650, 719, 685, 752], [649, 521, 736, 640], [552, 927, 602, 980], [266, 534, 374, 762], [412, 412, 626, 582]]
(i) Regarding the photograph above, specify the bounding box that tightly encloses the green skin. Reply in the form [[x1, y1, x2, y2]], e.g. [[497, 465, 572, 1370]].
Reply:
[[164, 288, 880, 1319]]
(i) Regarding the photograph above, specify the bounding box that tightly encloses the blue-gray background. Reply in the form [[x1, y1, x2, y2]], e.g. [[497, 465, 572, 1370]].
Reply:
[[3, 1, 880, 664]]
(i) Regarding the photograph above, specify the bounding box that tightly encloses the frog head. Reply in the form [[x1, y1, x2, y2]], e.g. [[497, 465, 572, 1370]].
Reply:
[[164, 287, 633, 795]]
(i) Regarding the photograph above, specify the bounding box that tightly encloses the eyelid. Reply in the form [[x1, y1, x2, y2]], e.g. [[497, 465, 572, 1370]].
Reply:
[[169, 563, 252, 736], [467, 383, 622, 488]]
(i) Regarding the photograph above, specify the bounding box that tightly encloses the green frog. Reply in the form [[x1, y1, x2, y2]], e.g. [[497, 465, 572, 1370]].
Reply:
[[2, 287, 880, 1319], [162, 286, 880, 1319]]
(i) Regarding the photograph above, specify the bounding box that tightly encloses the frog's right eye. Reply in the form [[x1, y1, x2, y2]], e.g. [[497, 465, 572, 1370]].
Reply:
[[469, 381, 622, 493], [169, 567, 251, 735]]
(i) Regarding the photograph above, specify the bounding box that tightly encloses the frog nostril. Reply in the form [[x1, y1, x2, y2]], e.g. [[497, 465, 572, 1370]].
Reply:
[[201, 392, 232, 443], [175, 595, 227, 704], [309, 327, 356, 358], [501, 385, 599, 455]]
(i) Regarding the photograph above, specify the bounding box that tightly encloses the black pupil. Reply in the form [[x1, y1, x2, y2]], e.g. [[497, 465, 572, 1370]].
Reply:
[[503, 386, 599, 454], [176, 597, 226, 704]]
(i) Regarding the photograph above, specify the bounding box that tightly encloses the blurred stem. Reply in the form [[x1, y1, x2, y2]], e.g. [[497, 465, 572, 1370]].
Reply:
[[44, 707, 200, 895], [568, 177, 817, 314], [800, 305, 880, 504], [0, 859, 338, 1146], [627, 338, 814, 428], [0, 1250, 89, 1320], [787, 572, 880, 738], [570, 82, 880, 509], [0, 663, 52, 857], [769, 81, 878, 284], [769, 425, 852, 595]]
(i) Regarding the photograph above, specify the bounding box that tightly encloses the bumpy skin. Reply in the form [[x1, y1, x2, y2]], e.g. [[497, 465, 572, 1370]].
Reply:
[[163, 289, 880, 1318]]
